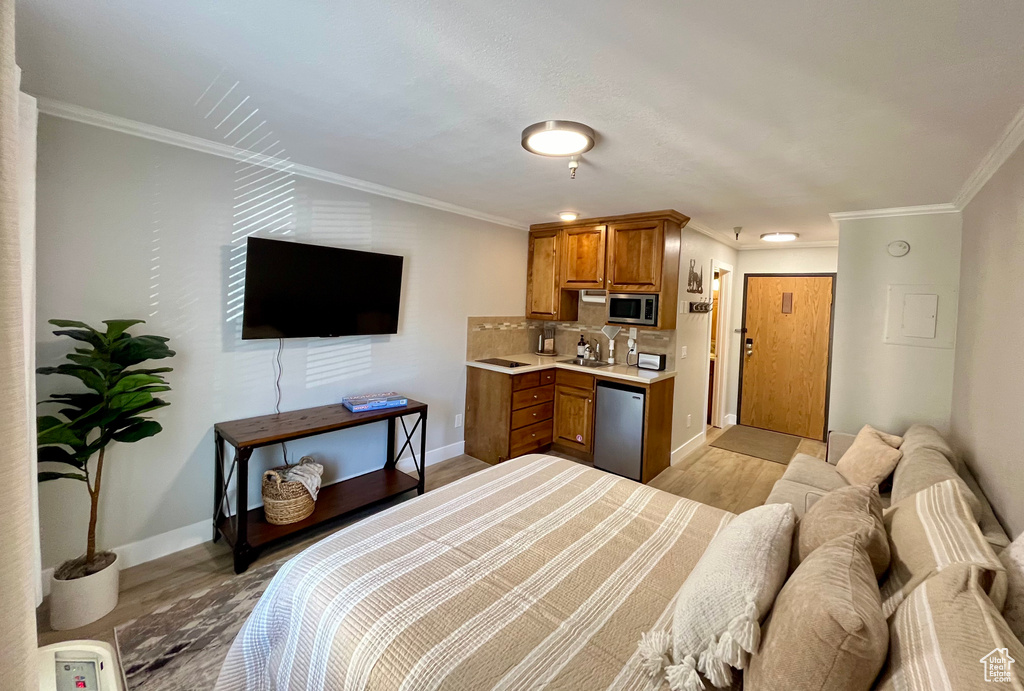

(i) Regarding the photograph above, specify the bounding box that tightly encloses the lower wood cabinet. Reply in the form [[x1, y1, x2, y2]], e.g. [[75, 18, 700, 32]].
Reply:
[[465, 365, 673, 482], [465, 367, 555, 464], [552, 370, 595, 454]]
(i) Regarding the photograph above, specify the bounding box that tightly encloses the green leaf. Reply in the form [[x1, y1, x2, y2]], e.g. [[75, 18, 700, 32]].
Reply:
[[103, 319, 145, 340], [49, 319, 97, 330], [66, 354, 122, 376], [38, 471, 88, 483], [38, 415, 64, 434], [108, 390, 154, 412], [37, 421, 86, 448], [107, 373, 165, 396], [109, 335, 175, 367], [37, 445, 88, 469], [112, 420, 163, 443], [111, 366, 172, 381], [52, 328, 107, 349], [37, 364, 106, 393]]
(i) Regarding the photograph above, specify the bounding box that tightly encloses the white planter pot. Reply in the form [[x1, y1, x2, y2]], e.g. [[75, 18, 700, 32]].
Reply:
[[49, 554, 120, 631]]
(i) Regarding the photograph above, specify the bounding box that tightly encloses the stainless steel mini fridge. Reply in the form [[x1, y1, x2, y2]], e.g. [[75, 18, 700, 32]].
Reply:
[[593, 380, 646, 481]]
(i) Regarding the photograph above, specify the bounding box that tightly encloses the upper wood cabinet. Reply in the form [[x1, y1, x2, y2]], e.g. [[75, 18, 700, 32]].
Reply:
[[560, 224, 607, 290], [527, 210, 687, 329], [526, 229, 578, 321], [606, 220, 664, 293]]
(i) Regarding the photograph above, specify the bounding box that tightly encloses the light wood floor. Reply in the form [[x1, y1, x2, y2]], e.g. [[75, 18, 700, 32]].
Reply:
[[38, 427, 823, 648]]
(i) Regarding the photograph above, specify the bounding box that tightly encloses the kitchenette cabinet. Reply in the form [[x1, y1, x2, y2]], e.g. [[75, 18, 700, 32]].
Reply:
[[465, 361, 674, 483], [525, 210, 686, 330]]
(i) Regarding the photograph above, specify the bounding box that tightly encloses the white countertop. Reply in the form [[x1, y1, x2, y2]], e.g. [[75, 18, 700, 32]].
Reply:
[[467, 352, 675, 384]]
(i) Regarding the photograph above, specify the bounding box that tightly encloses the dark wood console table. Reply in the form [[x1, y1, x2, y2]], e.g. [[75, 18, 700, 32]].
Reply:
[[213, 400, 427, 573]]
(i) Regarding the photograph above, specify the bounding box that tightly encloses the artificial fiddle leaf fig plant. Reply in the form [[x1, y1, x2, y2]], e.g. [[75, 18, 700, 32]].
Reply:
[[37, 319, 175, 579]]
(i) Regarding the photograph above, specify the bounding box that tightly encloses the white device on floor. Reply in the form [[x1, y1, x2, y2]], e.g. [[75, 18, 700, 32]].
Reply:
[[38, 640, 124, 691]]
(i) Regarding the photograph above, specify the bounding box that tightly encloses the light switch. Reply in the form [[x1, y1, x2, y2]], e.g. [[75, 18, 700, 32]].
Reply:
[[901, 293, 938, 339], [680, 346, 687, 358]]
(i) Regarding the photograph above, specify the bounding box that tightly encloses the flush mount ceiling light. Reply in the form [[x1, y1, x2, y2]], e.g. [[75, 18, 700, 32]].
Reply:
[[760, 232, 800, 243], [558, 211, 579, 222], [522, 120, 595, 157]]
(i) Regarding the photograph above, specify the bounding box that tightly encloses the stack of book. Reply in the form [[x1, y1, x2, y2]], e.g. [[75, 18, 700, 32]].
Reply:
[[342, 392, 408, 413]]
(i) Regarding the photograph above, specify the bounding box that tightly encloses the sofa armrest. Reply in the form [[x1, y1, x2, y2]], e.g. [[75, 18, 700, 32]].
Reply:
[[826, 431, 856, 466]]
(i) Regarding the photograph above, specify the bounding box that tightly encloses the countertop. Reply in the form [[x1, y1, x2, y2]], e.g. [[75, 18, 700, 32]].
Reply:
[[466, 352, 676, 385]]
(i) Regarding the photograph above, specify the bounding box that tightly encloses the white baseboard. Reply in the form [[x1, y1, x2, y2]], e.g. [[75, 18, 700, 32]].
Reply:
[[671, 430, 707, 465], [41, 441, 466, 597], [724, 414, 737, 426]]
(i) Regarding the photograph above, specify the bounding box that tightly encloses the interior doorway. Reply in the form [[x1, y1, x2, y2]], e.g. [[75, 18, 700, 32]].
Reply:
[[737, 274, 835, 440], [704, 260, 733, 429]]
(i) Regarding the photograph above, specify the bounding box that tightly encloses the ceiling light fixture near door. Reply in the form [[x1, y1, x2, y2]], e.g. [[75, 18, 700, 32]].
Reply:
[[522, 121, 595, 156], [760, 232, 800, 243], [558, 211, 579, 222]]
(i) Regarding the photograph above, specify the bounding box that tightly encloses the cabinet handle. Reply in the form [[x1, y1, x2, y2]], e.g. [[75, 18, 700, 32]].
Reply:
[[533, 394, 538, 399], [533, 413, 537, 417], [588, 399, 592, 403], [532, 433, 536, 438]]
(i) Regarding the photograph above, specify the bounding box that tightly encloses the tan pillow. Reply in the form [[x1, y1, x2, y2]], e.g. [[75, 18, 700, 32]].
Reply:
[[899, 423, 959, 471], [746, 532, 888, 691], [865, 424, 903, 449], [876, 564, 1024, 689], [1000, 533, 1024, 644], [794, 484, 890, 578], [836, 426, 903, 486], [890, 446, 983, 522], [881, 479, 1006, 618]]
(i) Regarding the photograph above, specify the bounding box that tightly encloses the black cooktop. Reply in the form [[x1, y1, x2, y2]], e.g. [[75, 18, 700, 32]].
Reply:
[[475, 358, 530, 368]]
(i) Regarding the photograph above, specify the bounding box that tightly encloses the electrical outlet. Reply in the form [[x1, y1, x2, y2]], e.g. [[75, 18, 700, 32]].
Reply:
[[454, 413, 463, 428], [680, 345, 687, 359], [687, 414, 692, 428]]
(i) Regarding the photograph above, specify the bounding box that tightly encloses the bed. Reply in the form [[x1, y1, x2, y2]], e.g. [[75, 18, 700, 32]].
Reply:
[[215, 454, 733, 691]]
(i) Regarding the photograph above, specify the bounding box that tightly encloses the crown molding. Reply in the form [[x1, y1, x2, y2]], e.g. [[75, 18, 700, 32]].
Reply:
[[828, 203, 960, 223], [738, 240, 839, 250], [35, 97, 530, 231], [687, 220, 740, 249], [953, 102, 1024, 210]]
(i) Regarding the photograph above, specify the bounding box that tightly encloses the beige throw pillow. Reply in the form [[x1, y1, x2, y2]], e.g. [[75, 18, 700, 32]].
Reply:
[[865, 424, 903, 449], [890, 446, 983, 522], [638, 503, 796, 691], [899, 423, 960, 471], [876, 564, 1024, 689], [1000, 533, 1024, 644], [745, 532, 889, 691], [881, 479, 1006, 618], [794, 484, 890, 577], [836, 426, 903, 486]]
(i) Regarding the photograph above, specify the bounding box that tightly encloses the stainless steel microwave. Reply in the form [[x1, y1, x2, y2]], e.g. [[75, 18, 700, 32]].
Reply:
[[608, 293, 658, 326]]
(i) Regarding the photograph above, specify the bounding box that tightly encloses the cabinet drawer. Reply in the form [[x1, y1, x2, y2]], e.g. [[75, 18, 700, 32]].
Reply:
[[512, 384, 554, 410], [511, 401, 553, 430], [510, 419, 553, 457], [555, 369, 595, 391], [512, 371, 541, 391], [539, 369, 556, 386]]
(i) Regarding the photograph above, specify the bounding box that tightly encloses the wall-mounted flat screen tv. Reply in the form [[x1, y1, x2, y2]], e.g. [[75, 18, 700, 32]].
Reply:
[[241, 237, 404, 339]]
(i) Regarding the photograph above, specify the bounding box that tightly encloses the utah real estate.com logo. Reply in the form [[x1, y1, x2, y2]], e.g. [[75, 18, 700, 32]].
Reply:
[[980, 648, 1016, 683]]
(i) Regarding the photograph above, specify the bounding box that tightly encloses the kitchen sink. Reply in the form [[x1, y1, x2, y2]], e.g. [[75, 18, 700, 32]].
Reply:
[[558, 358, 613, 368]]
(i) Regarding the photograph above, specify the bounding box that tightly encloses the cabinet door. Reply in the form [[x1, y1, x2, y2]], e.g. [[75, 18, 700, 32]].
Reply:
[[561, 224, 607, 289], [606, 220, 664, 292], [526, 229, 562, 319], [553, 385, 594, 453]]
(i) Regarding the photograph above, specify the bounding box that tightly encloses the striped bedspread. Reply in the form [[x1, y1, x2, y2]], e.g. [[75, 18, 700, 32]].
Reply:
[[216, 454, 733, 691]]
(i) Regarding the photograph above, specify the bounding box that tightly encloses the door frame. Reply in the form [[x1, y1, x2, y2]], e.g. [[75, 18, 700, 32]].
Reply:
[[736, 272, 837, 441], [703, 259, 733, 429]]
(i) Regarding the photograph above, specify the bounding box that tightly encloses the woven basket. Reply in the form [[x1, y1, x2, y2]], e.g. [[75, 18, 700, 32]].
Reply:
[[262, 459, 316, 525]]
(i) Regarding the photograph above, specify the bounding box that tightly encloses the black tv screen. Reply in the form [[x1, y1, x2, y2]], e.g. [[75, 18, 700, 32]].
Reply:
[[241, 237, 403, 339]]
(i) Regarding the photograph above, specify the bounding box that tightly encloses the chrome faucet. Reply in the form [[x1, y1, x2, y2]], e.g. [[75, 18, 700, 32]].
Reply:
[[590, 339, 601, 361]]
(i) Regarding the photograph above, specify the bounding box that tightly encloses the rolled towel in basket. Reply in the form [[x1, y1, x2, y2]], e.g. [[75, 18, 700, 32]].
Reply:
[[282, 456, 325, 500]]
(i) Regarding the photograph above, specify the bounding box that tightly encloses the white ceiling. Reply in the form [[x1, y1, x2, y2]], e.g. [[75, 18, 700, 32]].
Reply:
[[16, 0, 1024, 245]]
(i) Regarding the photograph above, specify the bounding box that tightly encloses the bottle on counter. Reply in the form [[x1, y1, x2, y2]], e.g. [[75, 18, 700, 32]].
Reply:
[[577, 335, 586, 357]]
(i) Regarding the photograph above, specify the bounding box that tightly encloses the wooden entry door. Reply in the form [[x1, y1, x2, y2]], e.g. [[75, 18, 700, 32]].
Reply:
[[740, 275, 834, 439]]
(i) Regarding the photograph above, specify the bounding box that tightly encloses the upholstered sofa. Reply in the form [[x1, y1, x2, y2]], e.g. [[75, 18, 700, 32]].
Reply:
[[766, 424, 1010, 552]]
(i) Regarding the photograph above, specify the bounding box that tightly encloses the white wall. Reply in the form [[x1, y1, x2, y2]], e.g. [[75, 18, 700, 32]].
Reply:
[[35, 116, 527, 569], [829, 213, 962, 435], [726, 247, 838, 418], [951, 141, 1024, 539], [672, 230, 737, 457]]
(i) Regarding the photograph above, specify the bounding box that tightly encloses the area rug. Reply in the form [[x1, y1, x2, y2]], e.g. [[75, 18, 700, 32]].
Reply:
[[709, 424, 801, 465], [114, 557, 286, 690]]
